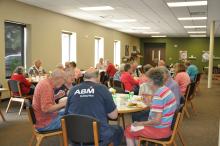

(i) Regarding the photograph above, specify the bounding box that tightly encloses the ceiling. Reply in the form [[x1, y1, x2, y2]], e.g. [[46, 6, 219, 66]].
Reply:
[[17, 0, 220, 37]]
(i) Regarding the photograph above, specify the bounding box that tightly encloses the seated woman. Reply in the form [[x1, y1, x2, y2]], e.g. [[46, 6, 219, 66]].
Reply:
[[69, 61, 82, 79], [11, 66, 35, 95], [54, 69, 75, 103], [132, 64, 153, 122], [125, 68, 177, 146], [120, 64, 139, 95], [174, 63, 191, 96]]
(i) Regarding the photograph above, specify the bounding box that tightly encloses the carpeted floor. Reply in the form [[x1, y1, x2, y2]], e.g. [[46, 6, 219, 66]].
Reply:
[[0, 77, 219, 146]]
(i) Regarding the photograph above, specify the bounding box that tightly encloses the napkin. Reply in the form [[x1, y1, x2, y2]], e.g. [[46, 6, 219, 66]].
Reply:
[[130, 125, 144, 132]]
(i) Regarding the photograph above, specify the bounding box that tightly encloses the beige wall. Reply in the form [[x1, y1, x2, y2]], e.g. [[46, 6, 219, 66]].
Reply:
[[0, 0, 140, 88]]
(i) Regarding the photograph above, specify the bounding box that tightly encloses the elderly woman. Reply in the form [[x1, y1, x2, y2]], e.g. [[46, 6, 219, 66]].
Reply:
[[113, 64, 125, 81], [11, 66, 35, 95], [174, 63, 191, 96], [125, 68, 177, 146], [54, 69, 75, 102]]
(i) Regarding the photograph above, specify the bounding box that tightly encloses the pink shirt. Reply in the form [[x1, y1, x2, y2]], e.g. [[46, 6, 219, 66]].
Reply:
[[32, 78, 57, 129], [175, 72, 190, 96]]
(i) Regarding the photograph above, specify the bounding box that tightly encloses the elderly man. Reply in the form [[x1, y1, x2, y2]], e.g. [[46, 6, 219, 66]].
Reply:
[[159, 66, 181, 108], [28, 59, 46, 76], [32, 69, 67, 132], [65, 67, 123, 146]]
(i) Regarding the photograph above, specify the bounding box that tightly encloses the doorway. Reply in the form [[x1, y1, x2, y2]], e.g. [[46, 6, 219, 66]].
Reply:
[[143, 43, 166, 66]]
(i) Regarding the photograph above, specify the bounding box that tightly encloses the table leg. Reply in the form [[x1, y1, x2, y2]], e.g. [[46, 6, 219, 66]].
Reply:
[[0, 110, 6, 121], [121, 114, 126, 129]]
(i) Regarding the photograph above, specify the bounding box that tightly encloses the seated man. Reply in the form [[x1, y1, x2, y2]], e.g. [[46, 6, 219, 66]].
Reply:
[[28, 59, 46, 76], [32, 69, 67, 132], [120, 64, 139, 95], [125, 68, 177, 146], [65, 68, 123, 146]]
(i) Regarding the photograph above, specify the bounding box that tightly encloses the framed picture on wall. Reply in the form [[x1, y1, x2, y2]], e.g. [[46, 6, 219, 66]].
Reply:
[[179, 50, 187, 60], [125, 45, 129, 56]]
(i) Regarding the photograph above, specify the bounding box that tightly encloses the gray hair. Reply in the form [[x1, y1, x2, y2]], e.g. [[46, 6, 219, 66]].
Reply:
[[158, 66, 171, 77], [13, 66, 24, 75], [65, 68, 75, 78], [84, 70, 99, 79], [146, 68, 164, 86], [51, 69, 65, 78]]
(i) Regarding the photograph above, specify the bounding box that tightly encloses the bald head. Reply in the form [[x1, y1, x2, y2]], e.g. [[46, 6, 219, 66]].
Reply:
[[84, 67, 99, 82]]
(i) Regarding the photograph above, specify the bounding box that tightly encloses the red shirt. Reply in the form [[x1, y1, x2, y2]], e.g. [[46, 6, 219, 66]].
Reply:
[[32, 78, 57, 129], [120, 72, 139, 92], [11, 73, 31, 95], [106, 63, 117, 77]]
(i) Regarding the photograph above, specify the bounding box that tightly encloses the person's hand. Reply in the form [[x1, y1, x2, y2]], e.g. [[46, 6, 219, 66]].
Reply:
[[56, 90, 65, 98], [59, 97, 67, 107], [132, 121, 144, 127]]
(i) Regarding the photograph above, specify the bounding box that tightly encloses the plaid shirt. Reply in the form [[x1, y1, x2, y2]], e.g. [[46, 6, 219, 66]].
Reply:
[[32, 78, 57, 129]]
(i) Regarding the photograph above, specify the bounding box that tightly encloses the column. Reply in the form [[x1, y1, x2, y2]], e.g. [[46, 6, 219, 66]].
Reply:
[[208, 21, 215, 88]]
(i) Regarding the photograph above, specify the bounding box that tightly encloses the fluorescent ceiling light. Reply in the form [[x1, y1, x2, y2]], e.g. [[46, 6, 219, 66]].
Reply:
[[190, 35, 206, 37], [184, 26, 207, 28], [178, 17, 207, 20], [132, 27, 150, 30], [80, 6, 114, 11], [151, 35, 167, 38], [167, 1, 207, 7], [188, 31, 206, 34], [142, 32, 160, 34], [112, 19, 136, 23]]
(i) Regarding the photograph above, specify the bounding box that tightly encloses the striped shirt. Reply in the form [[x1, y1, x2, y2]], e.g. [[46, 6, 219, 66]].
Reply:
[[148, 86, 177, 128]]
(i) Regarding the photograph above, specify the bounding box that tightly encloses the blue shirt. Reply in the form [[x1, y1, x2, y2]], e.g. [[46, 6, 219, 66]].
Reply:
[[64, 81, 116, 141], [187, 64, 198, 81], [165, 78, 181, 108]]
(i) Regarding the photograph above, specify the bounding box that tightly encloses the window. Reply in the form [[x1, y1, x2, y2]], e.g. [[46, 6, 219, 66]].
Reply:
[[61, 32, 77, 65], [114, 40, 121, 65], [94, 37, 104, 66], [5, 21, 27, 78]]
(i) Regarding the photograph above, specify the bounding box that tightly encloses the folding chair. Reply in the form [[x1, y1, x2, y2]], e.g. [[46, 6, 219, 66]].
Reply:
[[6, 79, 32, 115]]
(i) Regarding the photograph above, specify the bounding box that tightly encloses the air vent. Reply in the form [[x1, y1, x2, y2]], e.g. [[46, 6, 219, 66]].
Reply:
[[190, 12, 206, 16]]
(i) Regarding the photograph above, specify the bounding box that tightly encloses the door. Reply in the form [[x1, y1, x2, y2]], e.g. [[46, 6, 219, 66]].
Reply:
[[143, 43, 166, 66]]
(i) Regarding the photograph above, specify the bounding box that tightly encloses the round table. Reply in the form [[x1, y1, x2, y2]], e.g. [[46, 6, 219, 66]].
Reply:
[[113, 94, 149, 128]]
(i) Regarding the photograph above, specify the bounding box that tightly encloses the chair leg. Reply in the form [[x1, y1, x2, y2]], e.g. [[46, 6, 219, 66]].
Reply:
[[190, 101, 196, 114], [0, 110, 6, 121], [5, 98, 12, 113], [18, 100, 25, 115], [36, 135, 43, 146], [184, 107, 190, 118], [173, 141, 177, 146], [29, 134, 35, 146], [59, 135, 63, 146], [177, 130, 186, 146]]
